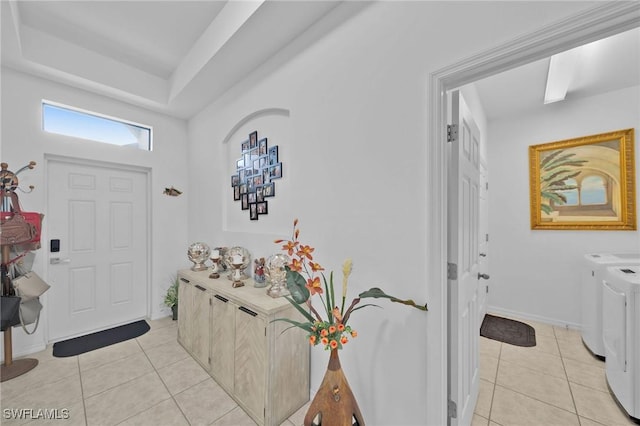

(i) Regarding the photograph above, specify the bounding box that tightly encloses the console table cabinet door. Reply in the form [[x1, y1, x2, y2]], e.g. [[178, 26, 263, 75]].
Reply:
[[210, 294, 236, 391], [191, 284, 212, 368], [178, 278, 211, 369], [234, 306, 267, 421], [177, 277, 192, 349]]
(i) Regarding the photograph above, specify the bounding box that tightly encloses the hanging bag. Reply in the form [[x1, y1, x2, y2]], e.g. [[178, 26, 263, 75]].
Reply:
[[1, 295, 21, 331], [0, 192, 43, 248], [17, 297, 43, 334], [13, 271, 50, 301], [12, 271, 49, 335], [0, 212, 38, 245], [8, 249, 36, 278]]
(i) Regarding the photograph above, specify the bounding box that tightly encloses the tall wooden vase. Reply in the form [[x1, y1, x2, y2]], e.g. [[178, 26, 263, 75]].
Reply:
[[304, 348, 365, 426]]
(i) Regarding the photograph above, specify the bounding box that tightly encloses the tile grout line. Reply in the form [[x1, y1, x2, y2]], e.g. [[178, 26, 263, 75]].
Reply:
[[478, 321, 628, 426], [79, 328, 177, 425], [553, 328, 611, 426], [134, 331, 193, 426], [77, 355, 89, 426], [486, 341, 502, 424], [555, 338, 622, 426], [147, 336, 246, 425], [112, 322, 238, 426], [80, 350, 154, 400], [554, 329, 582, 425], [491, 333, 585, 422], [206, 405, 242, 426]]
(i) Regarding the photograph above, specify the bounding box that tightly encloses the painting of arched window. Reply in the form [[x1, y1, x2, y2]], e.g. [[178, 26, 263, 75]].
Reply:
[[529, 128, 636, 230], [580, 175, 607, 205]]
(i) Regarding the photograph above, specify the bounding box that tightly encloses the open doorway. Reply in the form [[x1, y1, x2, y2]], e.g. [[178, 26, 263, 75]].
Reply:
[[462, 26, 639, 326], [426, 2, 640, 424]]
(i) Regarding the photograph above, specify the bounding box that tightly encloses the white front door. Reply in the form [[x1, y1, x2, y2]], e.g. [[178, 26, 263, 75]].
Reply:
[[47, 158, 149, 341], [447, 91, 481, 426]]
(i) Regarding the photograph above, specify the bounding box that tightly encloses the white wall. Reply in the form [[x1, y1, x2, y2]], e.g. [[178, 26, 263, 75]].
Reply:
[[0, 68, 189, 357], [487, 85, 640, 328], [187, 2, 600, 424]]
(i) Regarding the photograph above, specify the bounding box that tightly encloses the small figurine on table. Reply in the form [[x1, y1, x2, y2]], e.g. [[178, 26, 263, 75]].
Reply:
[[254, 257, 266, 287]]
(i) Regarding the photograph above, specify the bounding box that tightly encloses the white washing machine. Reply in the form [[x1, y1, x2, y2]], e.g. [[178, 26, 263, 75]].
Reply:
[[602, 265, 640, 422], [581, 253, 640, 358]]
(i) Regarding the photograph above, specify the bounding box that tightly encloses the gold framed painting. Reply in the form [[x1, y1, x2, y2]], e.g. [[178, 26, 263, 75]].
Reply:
[[529, 128, 636, 230]]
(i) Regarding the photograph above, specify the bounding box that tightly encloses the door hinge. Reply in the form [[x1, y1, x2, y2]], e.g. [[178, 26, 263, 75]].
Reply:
[[208, 356, 211, 365], [447, 262, 458, 280], [447, 124, 458, 142], [209, 298, 212, 306], [486, 233, 489, 242], [448, 400, 457, 419], [486, 285, 489, 294], [486, 182, 489, 190]]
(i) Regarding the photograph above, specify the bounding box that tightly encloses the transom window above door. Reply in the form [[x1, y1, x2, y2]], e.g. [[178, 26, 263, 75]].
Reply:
[[42, 101, 152, 151]]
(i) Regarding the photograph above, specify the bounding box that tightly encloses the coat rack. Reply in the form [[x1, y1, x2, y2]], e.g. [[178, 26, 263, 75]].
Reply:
[[1, 161, 39, 381]]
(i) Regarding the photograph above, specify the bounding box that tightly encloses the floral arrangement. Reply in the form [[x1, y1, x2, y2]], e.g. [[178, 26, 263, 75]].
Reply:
[[275, 219, 427, 351]]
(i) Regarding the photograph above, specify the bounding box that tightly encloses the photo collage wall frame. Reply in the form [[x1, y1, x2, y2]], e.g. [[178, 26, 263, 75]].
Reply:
[[231, 130, 282, 220]]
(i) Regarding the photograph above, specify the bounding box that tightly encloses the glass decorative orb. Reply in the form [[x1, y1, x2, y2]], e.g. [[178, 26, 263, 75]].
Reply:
[[187, 242, 211, 271], [265, 253, 290, 298], [225, 246, 251, 280]]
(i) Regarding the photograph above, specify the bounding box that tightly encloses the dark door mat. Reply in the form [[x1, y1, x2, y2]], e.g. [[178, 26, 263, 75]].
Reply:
[[480, 314, 536, 347], [53, 320, 150, 357]]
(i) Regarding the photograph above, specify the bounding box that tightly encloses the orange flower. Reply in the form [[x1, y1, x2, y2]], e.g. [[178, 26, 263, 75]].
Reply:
[[338, 324, 345, 332], [341, 336, 348, 345], [330, 340, 338, 349], [297, 245, 314, 260], [328, 325, 337, 334], [282, 240, 298, 256], [351, 330, 358, 338], [309, 335, 316, 345], [321, 337, 329, 346], [294, 228, 300, 239], [320, 329, 328, 337], [309, 261, 324, 272], [290, 258, 303, 272], [306, 276, 323, 295]]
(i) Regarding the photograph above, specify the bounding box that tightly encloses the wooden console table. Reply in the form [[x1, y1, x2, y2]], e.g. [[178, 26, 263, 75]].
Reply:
[[177, 269, 310, 426]]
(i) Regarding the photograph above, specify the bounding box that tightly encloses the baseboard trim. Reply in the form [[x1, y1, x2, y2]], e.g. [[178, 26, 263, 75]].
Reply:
[[0, 342, 47, 363], [486, 305, 581, 331]]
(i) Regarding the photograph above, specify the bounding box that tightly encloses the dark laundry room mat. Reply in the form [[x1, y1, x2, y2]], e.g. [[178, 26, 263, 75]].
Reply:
[[53, 320, 150, 357], [480, 314, 536, 347]]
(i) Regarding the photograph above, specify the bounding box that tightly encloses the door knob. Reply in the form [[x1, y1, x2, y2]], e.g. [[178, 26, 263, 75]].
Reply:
[[50, 257, 71, 265], [479, 253, 487, 257], [478, 273, 490, 280]]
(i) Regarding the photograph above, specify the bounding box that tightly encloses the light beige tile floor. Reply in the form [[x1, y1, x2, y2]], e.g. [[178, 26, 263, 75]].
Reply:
[[0, 317, 309, 426], [473, 315, 637, 426], [3, 315, 636, 425]]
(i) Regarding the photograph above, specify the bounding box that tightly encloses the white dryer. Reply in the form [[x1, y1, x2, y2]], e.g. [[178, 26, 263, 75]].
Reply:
[[581, 253, 640, 358], [602, 265, 640, 422]]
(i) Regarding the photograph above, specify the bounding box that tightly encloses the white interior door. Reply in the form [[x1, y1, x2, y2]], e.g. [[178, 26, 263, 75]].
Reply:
[[447, 90, 481, 426], [47, 159, 149, 341]]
